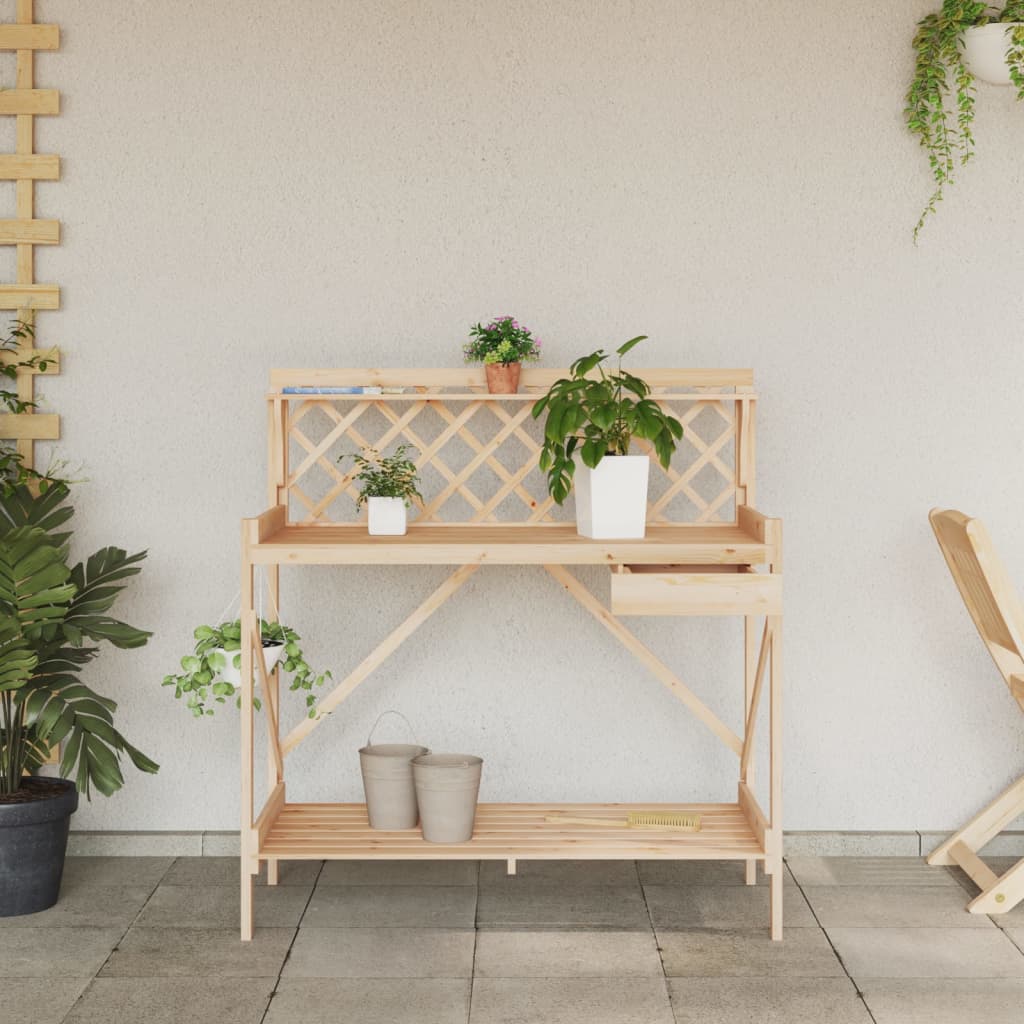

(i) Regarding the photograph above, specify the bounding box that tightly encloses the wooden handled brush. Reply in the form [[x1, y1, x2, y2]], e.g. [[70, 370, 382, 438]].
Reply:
[[544, 811, 701, 831]]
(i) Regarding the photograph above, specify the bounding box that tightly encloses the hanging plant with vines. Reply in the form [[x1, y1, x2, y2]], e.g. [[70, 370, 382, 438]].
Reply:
[[906, 2, 1024, 240]]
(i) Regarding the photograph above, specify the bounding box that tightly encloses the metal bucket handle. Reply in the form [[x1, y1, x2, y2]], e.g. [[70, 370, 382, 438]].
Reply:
[[367, 709, 419, 748]]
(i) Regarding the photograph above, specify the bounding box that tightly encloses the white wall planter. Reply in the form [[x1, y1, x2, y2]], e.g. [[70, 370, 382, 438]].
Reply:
[[573, 453, 650, 539], [215, 642, 284, 687], [963, 23, 1022, 86], [368, 496, 407, 535]]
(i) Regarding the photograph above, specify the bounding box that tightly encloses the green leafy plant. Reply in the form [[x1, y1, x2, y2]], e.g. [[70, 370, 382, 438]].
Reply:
[[0, 483, 157, 799], [531, 336, 684, 504], [0, 320, 64, 496], [906, 2, 1024, 240], [162, 619, 331, 718], [340, 444, 422, 509], [463, 316, 542, 366]]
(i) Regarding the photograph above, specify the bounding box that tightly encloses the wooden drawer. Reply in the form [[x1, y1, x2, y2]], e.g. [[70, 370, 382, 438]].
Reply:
[[610, 564, 782, 616]]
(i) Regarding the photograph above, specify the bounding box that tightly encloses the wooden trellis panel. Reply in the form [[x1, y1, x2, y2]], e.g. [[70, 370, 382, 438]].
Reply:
[[0, 1, 60, 470], [270, 372, 753, 528]]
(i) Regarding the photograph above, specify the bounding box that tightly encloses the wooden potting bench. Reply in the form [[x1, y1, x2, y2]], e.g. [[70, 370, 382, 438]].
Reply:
[[239, 367, 783, 939]]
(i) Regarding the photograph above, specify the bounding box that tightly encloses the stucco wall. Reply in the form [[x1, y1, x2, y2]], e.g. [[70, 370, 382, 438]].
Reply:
[[23, 0, 1024, 830]]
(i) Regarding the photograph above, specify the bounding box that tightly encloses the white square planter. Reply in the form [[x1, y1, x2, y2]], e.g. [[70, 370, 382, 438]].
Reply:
[[368, 496, 407, 536], [573, 453, 650, 539]]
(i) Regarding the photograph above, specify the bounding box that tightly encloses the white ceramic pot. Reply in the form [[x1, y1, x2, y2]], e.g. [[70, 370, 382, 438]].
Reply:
[[368, 496, 407, 536], [214, 642, 285, 687], [963, 23, 1022, 86], [573, 453, 650, 539]]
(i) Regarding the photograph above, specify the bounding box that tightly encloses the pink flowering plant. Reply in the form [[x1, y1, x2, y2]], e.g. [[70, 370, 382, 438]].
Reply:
[[463, 316, 542, 366]]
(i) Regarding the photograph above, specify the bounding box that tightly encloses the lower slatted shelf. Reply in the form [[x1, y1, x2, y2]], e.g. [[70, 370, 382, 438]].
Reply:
[[260, 802, 764, 860]]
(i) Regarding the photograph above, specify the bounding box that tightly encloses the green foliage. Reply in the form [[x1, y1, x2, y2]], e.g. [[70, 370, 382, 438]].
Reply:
[[0, 320, 65, 497], [463, 316, 542, 366], [340, 444, 422, 509], [531, 337, 684, 505], [906, 2, 1024, 240], [162, 619, 332, 719], [0, 484, 157, 799]]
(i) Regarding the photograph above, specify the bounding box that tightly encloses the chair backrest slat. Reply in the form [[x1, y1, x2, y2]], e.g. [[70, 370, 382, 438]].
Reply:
[[930, 509, 1024, 707]]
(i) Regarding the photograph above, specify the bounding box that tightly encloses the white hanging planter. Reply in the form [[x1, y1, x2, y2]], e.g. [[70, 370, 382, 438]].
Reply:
[[214, 642, 285, 687], [368, 496, 407, 535], [963, 23, 1022, 86], [573, 453, 650, 539]]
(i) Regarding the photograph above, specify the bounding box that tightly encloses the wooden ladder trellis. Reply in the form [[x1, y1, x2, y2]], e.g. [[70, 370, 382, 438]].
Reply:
[[0, 3, 60, 474]]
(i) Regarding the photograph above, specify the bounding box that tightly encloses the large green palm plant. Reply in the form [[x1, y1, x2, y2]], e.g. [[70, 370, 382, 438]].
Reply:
[[0, 484, 158, 798]]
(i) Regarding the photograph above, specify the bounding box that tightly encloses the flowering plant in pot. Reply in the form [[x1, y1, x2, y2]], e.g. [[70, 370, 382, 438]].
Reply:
[[463, 315, 541, 394], [906, 1, 1024, 240], [531, 336, 683, 539], [162, 619, 331, 718], [340, 444, 422, 536], [0, 483, 157, 917]]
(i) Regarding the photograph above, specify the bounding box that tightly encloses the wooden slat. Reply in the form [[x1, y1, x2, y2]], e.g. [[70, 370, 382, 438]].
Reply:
[[247, 522, 770, 567], [0, 89, 58, 115], [0, 412, 58, 439], [0, 284, 58, 309], [0, 23, 59, 50], [270, 367, 755, 390], [0, 219, 59, 245], [949, 841, 999, 891], [611, 570, 782, 617], [0, 154, 59, 180]]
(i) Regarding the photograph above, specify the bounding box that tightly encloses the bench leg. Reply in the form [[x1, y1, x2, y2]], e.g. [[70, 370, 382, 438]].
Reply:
[[968, 854, 1024, 914], [928, 774, 1024, 867]]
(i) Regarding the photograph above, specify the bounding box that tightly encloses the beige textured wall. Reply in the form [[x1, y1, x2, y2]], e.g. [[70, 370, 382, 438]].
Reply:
[[24, 0, 1024, 830]]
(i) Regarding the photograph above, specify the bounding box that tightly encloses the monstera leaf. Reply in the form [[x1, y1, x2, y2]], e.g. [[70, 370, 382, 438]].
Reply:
[[0, 615, 36, 692], [0, 482, 74, 548], [0, 527, 77, 640], [63, 547, 151, 649]]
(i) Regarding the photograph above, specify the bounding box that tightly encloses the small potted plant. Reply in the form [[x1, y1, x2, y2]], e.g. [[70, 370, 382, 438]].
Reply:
[[463, 315, 542, 394], [0, 483, 157, 918], [906, 2, 1024, 240], [162, 619, 331, 718], [341, 444, 422, 536], [532, 336, 683, 539]]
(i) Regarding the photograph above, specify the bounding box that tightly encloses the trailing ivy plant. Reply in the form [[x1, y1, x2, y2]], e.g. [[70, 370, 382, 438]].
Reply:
[[531, 336, 684, 505], [340, 444, 422, 508], [162, 619, 331, 718], [0, 483, 158, 799], [907, 2, 1024, 240]]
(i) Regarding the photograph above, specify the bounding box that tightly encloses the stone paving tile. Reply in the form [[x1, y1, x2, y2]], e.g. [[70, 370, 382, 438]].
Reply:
[[60, 856, 174, 887], [666, 977, 872, 1023], [469, 977, 673, 1024], [786, 856, 959, 888], [657, 925, 845, 977], [63, 976, 274, 1023], [265, 978, 471, 1024], [1, 977, 89, 1022], [474, 931, 663, 977], [644, 883, 816, 930], [283, 927, 475, 978], [859, 978, 1024, 1024], [479, 859, 639, 887], [134, 884, 310, 929], [802, 885, 993, 928], [638, 860, 794, 886], [318, 859, 478, 886], [476, 883, 650, 930], [303, 884, 477, 929], [162, 856, 322, 887], [100, 927, 296, 978], [0, 927, 124, 977], [0, 885, 153, 929], [828, 926, 1024, 980]]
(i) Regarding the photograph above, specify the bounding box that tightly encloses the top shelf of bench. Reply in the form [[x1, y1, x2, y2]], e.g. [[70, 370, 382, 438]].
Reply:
[[245, 517, 776, 567]]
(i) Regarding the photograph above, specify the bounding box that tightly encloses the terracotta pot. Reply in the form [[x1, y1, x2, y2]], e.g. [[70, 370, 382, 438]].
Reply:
[[485, 362, 521, 394]]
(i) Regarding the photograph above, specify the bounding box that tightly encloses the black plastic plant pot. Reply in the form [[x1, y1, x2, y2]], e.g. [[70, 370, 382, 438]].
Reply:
[[0, 776, 78, 917]]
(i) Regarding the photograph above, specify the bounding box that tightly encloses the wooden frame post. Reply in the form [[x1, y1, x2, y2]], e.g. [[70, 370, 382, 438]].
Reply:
[[240, 522, 256, 940]]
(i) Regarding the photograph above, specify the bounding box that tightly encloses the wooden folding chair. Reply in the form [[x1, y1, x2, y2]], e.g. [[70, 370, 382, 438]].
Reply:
[[927, 509, 1024, 912]]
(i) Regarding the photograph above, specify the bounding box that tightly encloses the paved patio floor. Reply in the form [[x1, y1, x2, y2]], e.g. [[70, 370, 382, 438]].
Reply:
[[3, 856, 1023, 1023]]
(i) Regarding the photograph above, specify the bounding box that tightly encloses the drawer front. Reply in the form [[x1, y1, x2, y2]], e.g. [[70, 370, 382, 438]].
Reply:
[[610, 568, 782, 616]]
